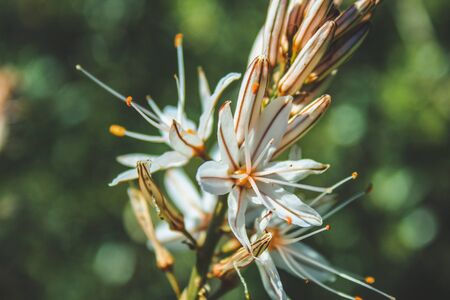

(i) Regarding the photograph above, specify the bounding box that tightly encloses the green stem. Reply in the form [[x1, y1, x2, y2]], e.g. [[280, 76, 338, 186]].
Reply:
[[165, 270, 181, 299], [185, 194, 228, 299]]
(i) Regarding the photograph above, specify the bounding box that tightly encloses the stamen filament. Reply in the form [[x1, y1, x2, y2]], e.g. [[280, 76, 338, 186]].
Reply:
[[281, 225, 330, 245], [174, 33, 186, 123], [284, 248, 396, 300], [278, 249, 356, 300], [309, 173, 358, 206], [322, 190, 367, 221], [254, 176, 328, 193], [130, 102, 168, 131], [124, 130, 166, 142], [252, 139, 274, 171]]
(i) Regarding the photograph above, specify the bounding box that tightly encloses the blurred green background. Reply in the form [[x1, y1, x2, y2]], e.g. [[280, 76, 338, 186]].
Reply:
[[0, 0, 449, 299]]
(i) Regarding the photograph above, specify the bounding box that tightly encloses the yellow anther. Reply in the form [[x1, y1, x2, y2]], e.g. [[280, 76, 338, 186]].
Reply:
[[354, 296, 363, 300], [109, 125, 126, 137], [365, 276, 375, 284], [174, 33, 183, 47], [126, 96, 133, 107], [352, 171, 358, 179]]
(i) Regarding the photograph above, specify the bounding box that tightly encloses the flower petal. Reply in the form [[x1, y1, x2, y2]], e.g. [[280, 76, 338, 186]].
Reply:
[[196, 160, 234, 195], [169, 120, 203, 157], [197, 72, 241, 140], [255, 251, 287, 300], [217, 101, 240, 171], [247, 27, 263, 65], [197, 67, 211, 111], [164, 168, 203, 219], [258, 182, 322, 227], [116, 153, 155, 168], [109, 168, 138, 186], [228, 187, 251, 251], [271, 243, 336, 283], [249, 96, 292, 161], [256, 159, 329, 182], [150, 151, 189, 173]]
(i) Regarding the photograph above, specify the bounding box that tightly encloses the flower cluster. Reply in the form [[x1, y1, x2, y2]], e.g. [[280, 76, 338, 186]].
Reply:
[[79, 0, 394, 299]]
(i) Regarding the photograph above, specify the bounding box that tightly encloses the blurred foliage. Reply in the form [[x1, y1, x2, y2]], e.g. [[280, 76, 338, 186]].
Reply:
[[0, 0, 449, 299]]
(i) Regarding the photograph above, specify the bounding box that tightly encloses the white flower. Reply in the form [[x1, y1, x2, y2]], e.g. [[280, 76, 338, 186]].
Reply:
[[253, 191, 396, 300], [196, 96, 330, 252], [76, 34, 241, 186], [149, 168, 217, 250]]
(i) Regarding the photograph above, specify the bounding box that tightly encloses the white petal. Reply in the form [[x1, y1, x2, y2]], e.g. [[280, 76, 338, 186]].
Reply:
[[249, 96, 292, 161], [227, 188, 251, 251], [272, 243, 336, 283], [164, 168, 203, 219], [202, 192, 217, 214], [150, 151, 189, 172], [116, 153, 155, 168], [197, 72, 241, 140], [196, 161, 234, 195], [198, 67, 211, 111], [163, 105, 196, 131], [258, 182, 322, 227], [168, 120, 203, 157], [257, 159, 329, 182], [248, 27, 264, 65], [255, 251, 287, 300], [217, 101, 240, 171], [109, 168, 138, 186]]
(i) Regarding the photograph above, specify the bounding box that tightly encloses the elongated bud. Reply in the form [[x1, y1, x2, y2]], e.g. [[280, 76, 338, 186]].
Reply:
[[274, 94, 331, 157], [308, 22, 370, 83], [278, 21, 336, 96], [234, 56, 269, 145], [127, 187, 174, 271], [212, 232, 272, 278], [334, 0, 375, 38], [292, 70, 337, 113], [136, 161, 186, 233], [292, 0, 333, 54], [286, 0, 309, 40], [263, 0, 288, 67]]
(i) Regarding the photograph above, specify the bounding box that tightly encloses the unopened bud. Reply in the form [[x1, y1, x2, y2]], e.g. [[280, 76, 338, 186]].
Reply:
[[334, 0, 375, 39], [234, 56, 269, 145], [274, 94, 331, 157], [310, 22, 370, 83], [278, 21, 336, 96], [292, 0, 333, 54], [263, 0, 288, 68], [212, 232, 272, 278]]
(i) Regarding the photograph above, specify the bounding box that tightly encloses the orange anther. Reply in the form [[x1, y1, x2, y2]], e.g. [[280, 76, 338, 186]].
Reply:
[[352, 171, 358, 179], [325, 224, 331, 230], [365, 276, 375, 284], [286, 216, 292, 225], [354, 296, 363, 300], [109, 125, 126, 137], [251, 82, 260, 94], [174, 33, 183, 47], [126, 96, 133, 107]]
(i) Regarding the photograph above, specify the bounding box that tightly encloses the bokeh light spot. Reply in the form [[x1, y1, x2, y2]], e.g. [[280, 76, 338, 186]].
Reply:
[[326, 104, 366, 146], [93, 242, 136, 285], [397, 207, 438, 250]]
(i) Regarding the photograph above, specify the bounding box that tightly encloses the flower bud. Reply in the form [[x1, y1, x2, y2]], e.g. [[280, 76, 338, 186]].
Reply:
[[263, 0, 289, 68], [308, 22, 370, 83], [274, 94, 331, 157], [127, 187, 174, 271], [136, 161, 186, 233], [234, 56, 269, 145], [292, 0, 333, 55], [334, 0, 375, 39], [278, 21, 336, 96], [212, 232, 272, 278]]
